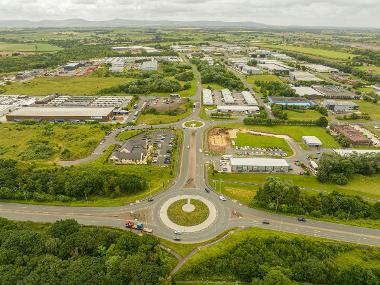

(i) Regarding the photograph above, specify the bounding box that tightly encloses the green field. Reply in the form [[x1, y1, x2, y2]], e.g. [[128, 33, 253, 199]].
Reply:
[[202, 83, 224, 91], [4, 76, 131, 96], [220, 124, 340, 148], [284, 109, 323, 121], [0, 42, 63, 52], [117, 129, 144, 141], [258, 43, 354, 60], [179, 78, 197, 97], [234, 132, 293, 156], [355, 65, 380, 75], [0, 123, 112, 164], [137, 106, 192, 125], [354, 100, 380, 121], [167, 199, 209, 226], [245, 74, 282, 84], [210, 172, 380, 202]]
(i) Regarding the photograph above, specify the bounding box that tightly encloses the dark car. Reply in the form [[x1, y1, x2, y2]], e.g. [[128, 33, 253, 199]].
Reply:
[[297, 217, 306, 222], [262, 220, 270, 225], [205, 188, 210, 193]]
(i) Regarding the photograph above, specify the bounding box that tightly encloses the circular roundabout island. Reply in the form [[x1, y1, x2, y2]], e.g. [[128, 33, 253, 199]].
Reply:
[[159, 195, 217, 232], [183, 120, 205, 129], [167, 198, 209, 226]]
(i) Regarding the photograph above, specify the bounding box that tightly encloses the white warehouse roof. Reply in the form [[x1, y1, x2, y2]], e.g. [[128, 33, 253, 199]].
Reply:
[[333, 149, 380, 156], [302, 136, 322, 146], [221, 89, 235, 104], [241, 91, 258, 106], [202, 89, 214, 106], [217, 105, 259, 113], [8, 107, 114, 117], [230, 157, 289, 167], [292, 86, 324, 97]]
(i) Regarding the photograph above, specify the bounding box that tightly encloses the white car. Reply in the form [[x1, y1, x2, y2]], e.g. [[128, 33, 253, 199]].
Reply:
[[219, 195, 227, 201], [174, 230, 182, 235]]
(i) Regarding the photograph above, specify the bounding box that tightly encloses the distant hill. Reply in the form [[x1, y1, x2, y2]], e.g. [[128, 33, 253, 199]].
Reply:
[[0, 19, 271, 29]]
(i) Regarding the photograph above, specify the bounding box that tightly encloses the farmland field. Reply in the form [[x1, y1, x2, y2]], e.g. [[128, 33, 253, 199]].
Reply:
[[258, 43, 354, 60], [3, 76, 132, 96], [0, 42, 63, 52]]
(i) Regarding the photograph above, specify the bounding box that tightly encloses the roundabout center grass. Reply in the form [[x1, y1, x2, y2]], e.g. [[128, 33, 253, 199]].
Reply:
[[167, 199, 209, 226], [184, 120, 204, 128]]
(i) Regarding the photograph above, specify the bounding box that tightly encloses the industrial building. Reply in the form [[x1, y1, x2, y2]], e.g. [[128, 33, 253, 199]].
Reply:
[[303, 64, 339, 73], [6, 107, 114, 122], [268, 97, 314, 108], [140, 59, 158, 71], [312, 85, 360, 99], [302, 136, 322, 148], [289, 71, 323, 82], [202, 89, 214, 106], [228, 157, 290, 173], [323, 100, 359, 113], [292, 86, 324, 98], [241, 65, 262, 75], [241, 91, 258, 106], [216, 105, 259, 114], [221, 89, 235, 104], [333, 149, 380, 156], [331, 124, 372, 146]]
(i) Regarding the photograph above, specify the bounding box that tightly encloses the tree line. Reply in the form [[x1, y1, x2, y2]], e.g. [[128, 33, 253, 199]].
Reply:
[[317, 153, 380, 185], [253, 177, 380, 221], [0, 218, 172, 284], [0, 159, 147, 202]]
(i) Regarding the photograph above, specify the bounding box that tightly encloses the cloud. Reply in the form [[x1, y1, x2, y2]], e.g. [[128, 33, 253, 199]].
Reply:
[[0, 0, 379, 28]]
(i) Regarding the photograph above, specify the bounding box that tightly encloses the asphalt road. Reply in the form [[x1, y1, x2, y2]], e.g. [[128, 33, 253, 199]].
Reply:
[[1, 65, 380, 247]]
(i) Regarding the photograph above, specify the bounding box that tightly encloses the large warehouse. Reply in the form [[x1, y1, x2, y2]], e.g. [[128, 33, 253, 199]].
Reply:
[[229, 157, 290, 173], [6, 107, 114, 122]]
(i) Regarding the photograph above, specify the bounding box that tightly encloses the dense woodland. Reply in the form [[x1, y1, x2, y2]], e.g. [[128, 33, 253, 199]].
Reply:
[[253, 177, 380, 221], [317, 153, 380, 185], [0, 218, 173, 285], [255, 81, 297, 97], [0, 159, 147, 202], [177, 229, 380, 284], [191, 59, 245, 90]]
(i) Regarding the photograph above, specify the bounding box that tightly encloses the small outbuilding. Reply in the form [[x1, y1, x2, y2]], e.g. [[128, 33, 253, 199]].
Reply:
[[302, 136, 322, 148]]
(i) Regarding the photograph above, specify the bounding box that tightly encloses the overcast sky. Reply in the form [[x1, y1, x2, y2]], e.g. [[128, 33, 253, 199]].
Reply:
[[1, 0, 379, 28]]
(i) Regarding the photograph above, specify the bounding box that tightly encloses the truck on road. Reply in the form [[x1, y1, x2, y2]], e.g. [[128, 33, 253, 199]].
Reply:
[[125, 220, 153, 233]]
